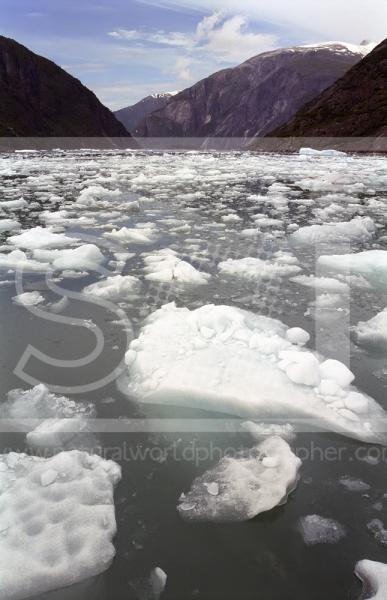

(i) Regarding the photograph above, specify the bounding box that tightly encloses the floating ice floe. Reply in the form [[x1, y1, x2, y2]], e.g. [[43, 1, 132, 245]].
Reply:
[[143, 248, 210, 284], [0, 450, 121, 600], [76, 185, 122, 207], [355, 560, 387, 600], [339, 477, 370, 492], [0, 219, 20, 232], [104, 225, 157, 245], [317, 250, 387, 289], [123, 303, 387, 443], [150, 567, 168, 600], [290, 217, 375, 246], [299, 148, 347, 157], [290, 274, 349, 294], [0, 384, 95, 450], [352, 308, 387, 350], [9, 226, 78, 250], [218, 253, 301, 281], [83, 274, 141, 302], [177, 436, 301, 522], [367, 519, 387, 547], [298, 515, 346, 545], [0, 249, 49, 272], [286, 327, 310, 346], [33, 244, 105, 271], [12, 291, 44, 307], [0, 198, 27, 211]]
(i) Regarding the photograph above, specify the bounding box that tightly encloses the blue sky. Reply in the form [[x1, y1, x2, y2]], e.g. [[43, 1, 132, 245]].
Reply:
[[2, 0, 385, 110]]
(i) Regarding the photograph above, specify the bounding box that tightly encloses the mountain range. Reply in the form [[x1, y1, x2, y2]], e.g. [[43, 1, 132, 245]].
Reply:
[[0, 33, 385, 146], [0, 35, 130, 137], [115, 92, 178, 133], [133, 41, 373, 144], [268, 38, 387, 138]]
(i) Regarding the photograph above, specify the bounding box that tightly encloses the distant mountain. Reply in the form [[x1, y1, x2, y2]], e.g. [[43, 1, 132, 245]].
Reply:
[[267, 39, 387, 137], [134, 42, 373, 143], [115, 92, 178, 133], [0, 36, 130, 137]]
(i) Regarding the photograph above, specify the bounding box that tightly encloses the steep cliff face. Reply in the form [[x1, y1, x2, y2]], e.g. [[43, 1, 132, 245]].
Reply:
[[134, 42, 371, 141], [115, 92, 178, 133], [267, 39, 387, 137], [0, 36, 130, 137]]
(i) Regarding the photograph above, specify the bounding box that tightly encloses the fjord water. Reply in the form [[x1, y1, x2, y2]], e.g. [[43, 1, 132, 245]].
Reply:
[[0, 149, 387, 600]]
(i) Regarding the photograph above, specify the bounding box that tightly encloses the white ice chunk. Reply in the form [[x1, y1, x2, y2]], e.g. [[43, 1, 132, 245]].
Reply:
[[123, 303, 387, 443], [0, 219, 20, 232], [12, 291, 44, 307], [76, 185, 122, 207], [290, 275, 349, 294], [319, 359, 354, 388], [0, 451, 121, 600], [0, 384, 95, 427], [0, 198, 27, 211], [298, 515, 346, 545], [353, 308, 387, 350], [219, 256, 301, 280], [33, 244, 104, 271], [318, 250, 387, 289], [299, 148, 347, 157], [0, 250, 49, 272], [355, 560, 387, 600], [177, 437, 301, 522], [83, 274, 141, 302], [9, 226, 78, 250], [286, 327, 310, 346], [144, 249, 210, 284], [290, 217, 375, 246], [104, 225, 156, 245], [150, 567, 167, 600]]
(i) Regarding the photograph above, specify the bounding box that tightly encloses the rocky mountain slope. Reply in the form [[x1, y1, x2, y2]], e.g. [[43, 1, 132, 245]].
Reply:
[[0, 36, 130, 137], [115, 92, 178, 133], [134, 42, 373, 142], [267, 38, 387, 137]]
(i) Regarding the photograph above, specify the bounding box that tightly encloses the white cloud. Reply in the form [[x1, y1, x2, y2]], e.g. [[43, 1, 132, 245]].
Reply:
[[201, 15, 278, 63], [108, 12, 279, 85], [136, 0, 387, 43], [173, 57, 192, 80]]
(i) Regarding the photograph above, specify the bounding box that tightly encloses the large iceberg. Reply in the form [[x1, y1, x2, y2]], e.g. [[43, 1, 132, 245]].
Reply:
[[123, 303, 387, 443], [178, 437, 301, 522], [0, 450, 121, 600]]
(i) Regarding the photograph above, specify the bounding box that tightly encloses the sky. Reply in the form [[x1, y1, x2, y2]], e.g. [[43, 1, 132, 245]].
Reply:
[[1, 0, 386, 111]]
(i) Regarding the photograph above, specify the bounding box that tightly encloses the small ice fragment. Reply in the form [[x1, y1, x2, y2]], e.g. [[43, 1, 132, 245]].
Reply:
[[286, 327, 310, 346], [40, 469, 58, 487], [150, 567, 167, 600], [299, 514, 346, 545], [319, 359, 354, 388], [206, 482, 219, 496]]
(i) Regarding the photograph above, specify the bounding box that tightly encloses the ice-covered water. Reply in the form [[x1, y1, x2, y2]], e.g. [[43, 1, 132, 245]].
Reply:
[[1, 149, 387, 599]]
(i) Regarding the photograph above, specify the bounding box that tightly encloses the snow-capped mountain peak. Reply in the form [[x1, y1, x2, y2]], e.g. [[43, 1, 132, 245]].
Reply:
[[300, 40, 377, 57]]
